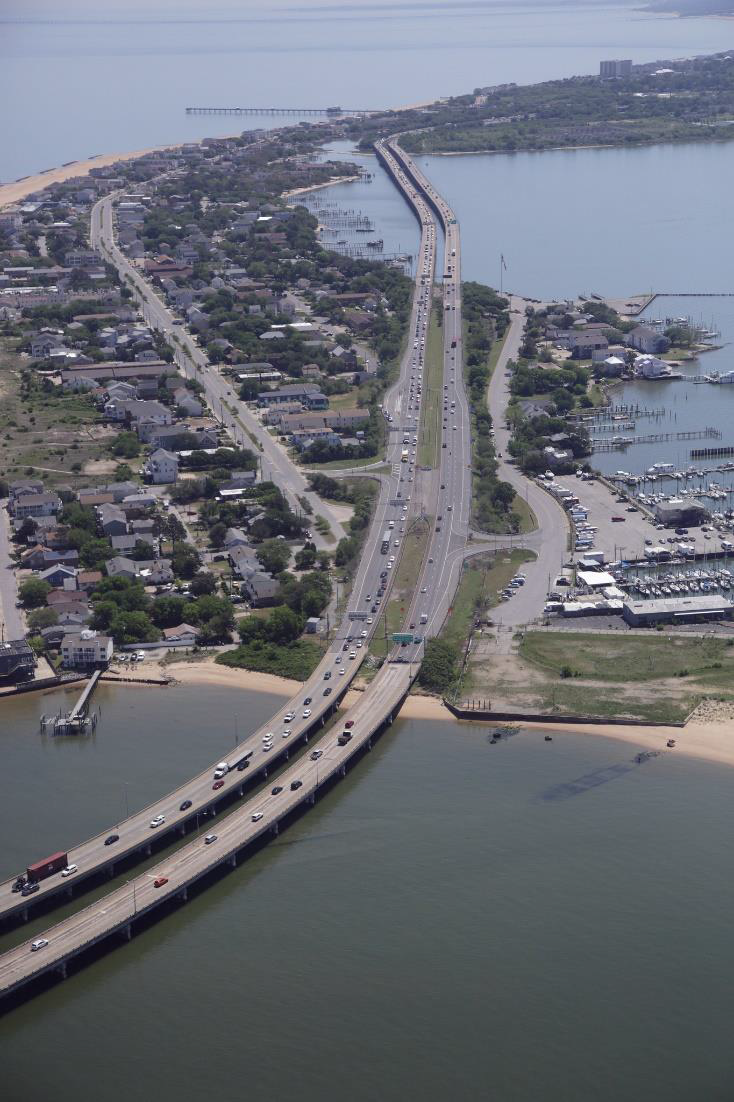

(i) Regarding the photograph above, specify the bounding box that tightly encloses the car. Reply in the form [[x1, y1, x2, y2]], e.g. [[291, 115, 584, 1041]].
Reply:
[[371, 604, 377, 613], [420, 586, 427, 594], [349, 651, 357, 659], [323, 671, 331, 681], [366, 617, 373, 624], [154, 877, 169, 888], [271, 786, 283, 795], [179, 799, 192, 811], [284, 712, 295, 722], [345, 720, 355, 729], [263, 732, 274, 742], [204, 834, 217, 845], [310, 750, 323, 761], [356, 641, 363, 649], [213, 780, 225, 790], [11, 877, 26, 893], [323, 687, 332, 697], [30, 939, 49, 952], [104, 834, 119, 846], [290, 780, 303, 791], [360, 630, 368, 638], [150, 815, 165, 829], [339, 668, 346, 675], [304, 697, 312, 706], [21, 882, 40, 897], [237, 759, 250, 771], [302, 708, 312, 720], [611, 516, 625, 523], [252, 812, 264, 822], [61, 864, 78, 878], [282, 729, 292, 738], [447, 504, 453, 511], [342, 642, 349, 652]]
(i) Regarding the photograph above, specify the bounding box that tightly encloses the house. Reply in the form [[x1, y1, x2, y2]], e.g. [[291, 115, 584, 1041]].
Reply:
[[628, 325, 670, 355], [77, 570, 103, 592], [137, 559, 174, 585], [240, 570, 280, 607], [229, 544, 261, 575], [594, 356, 626, 378], [60, 630, 113, 669], [562, 332, 609, 360], [78, 491, 115, 508], [172, 388, 203, 417], [20, 545, 51, 570], [42, 549, 80, 569], [30, 332, 64, 358], [38, 564, 78, 588], [0, 638, 36, 682], [635, 355, 672, 379], [105, 556, 139, 580], [11, 492, 61, 519], [145, 448, 179, 484], [57, 605, 91, 627], [110, 534, 137, 553], [98, 503, 128, 537], [131, 518, 156, 539], [162, 623, 201, 645], [223, 527, 249, 550], [257, 383, 325, 408]]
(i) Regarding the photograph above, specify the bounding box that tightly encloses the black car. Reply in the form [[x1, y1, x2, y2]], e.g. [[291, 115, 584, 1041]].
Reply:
[[179, 799, 192, 812], [271, 785, 284, 795], [323, 671, 331, 680], [290, 780, 303, 791], [310, 750, 323, 761], [303, 697, 312, 706], [323, 687, 332, 697], [342, 642, 349, 652], [237, 759, 250, 771], [21, 882, 40, 897], [104, 833, 119, 846], [371, 604, 377, 613], [11, 877, 26, 893]]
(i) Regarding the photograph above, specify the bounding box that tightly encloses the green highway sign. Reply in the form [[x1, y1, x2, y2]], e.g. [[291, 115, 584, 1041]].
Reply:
[[391, 633, 414, 644]]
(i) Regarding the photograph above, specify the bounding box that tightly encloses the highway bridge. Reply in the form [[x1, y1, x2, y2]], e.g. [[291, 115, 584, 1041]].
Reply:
[[0, 140, 470, 1004]]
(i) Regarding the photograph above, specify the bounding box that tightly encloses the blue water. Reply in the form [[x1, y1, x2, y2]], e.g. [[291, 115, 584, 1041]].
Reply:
[[0, 0, 729, 181]]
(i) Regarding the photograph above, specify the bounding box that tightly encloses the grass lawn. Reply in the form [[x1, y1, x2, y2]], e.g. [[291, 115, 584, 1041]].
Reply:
[[519, 631, 734, 684], [510, 493, 536, 535], [215, 638, 324, 680], [417, 302, 444, 469], [370, 517, 431, 659]]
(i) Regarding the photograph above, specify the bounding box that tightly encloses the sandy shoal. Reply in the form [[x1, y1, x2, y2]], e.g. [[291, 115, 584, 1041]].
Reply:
[[163, 659, 734, 768]]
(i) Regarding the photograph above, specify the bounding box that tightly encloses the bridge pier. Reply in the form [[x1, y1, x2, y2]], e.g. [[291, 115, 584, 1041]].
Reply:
[[108, 864, 115, 878], [21, 907, 28, 923], [123, 923, 132, 942], [229, 853, 237, 868], [179, 886, 188, 902], [57, 961, 67, 980], [144, 844, 151, 857], [272, 822, 279, 836], [340, 764, 346, 777]]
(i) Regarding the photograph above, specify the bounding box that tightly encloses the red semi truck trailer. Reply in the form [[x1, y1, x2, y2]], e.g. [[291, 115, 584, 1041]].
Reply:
[[26, 851, 68, 883]]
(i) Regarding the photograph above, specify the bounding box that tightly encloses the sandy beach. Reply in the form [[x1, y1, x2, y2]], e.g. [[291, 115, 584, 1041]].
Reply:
[[143, 656, 734, 769], [0, 145, 187, 210]]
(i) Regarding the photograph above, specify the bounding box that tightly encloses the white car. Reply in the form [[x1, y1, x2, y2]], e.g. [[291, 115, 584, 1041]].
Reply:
[[204, 834, 217, 845], [360, 630, 368, 638], [366, 617, 373, 624], [283, 713, 295, 723], [150, 814, 165, 829], [282, 729, 292, 738], [349, 651, 357, 659], [263, 732, 274, 742], [61, 864, 78, 878], [30, 939, 49, 952], [339, 668, 346, 675], [303, 708, 312, 718], [252, 812, 264, 822]]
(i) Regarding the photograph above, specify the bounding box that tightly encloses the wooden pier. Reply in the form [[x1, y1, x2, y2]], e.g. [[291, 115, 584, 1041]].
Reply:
[[592, 427, 722, 452], [185, 106, 372, 117]]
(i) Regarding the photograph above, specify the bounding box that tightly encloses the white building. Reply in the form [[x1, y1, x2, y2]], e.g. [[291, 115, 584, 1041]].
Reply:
[[60, 630, 113, 668], [145, 448, 179, 484]]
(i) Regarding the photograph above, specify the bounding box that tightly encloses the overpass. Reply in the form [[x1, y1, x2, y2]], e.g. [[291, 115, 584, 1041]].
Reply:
[[0, 139, 470, 1004]]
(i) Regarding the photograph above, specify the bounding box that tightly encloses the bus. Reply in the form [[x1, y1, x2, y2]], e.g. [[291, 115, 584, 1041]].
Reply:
[[381, 531, 391, 554]]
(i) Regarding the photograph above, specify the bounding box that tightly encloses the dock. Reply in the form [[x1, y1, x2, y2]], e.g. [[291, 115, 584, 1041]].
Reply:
[[185, 106, 373, 117], [40, 669, 102, 736], [592, 427, 722, 452]]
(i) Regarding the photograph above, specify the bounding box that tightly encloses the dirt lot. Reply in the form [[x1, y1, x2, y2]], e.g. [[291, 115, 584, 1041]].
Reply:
[[466, 628, 734, 724]]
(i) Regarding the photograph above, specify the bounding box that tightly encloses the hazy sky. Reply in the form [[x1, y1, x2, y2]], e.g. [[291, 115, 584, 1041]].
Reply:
[[3, 0, 616, 18]]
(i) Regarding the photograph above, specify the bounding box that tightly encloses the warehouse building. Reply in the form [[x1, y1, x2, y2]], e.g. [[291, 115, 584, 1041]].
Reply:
[[622, 595, 734, 627]]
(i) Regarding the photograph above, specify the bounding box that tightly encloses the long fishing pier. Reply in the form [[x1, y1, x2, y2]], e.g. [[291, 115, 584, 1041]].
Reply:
[[185, 106, 373, 117]]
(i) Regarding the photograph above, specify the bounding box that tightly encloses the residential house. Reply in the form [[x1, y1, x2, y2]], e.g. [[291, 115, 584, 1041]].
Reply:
[[11, 492, 61, 519], [98, 503, 128, 537], [240, 569, 280, 607], [38, 564, 78, 588], [162, 623, 201, 645], [110, 534, 137, 553], [145, 448, 179, 484], [223, 527, 249, 550], [257, 383, 326, 408], [172, 388, 203, 417], [0, 639, 36, 681], [628, 326, 670, 355], [60, 630, 113, 669], [105, 556, 138, 580]]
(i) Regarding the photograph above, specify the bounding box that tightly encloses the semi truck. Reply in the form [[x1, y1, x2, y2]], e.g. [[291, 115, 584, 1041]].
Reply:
[[381, 531, 391, 554], [26, 851, 68, 883]]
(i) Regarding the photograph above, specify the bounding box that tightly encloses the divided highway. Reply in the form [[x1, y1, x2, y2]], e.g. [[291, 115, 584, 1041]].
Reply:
[[0, 141, 474, 999]]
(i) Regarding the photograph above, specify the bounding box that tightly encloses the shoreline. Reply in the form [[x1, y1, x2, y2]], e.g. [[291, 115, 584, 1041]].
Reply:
[[159, 659, 733, 769]]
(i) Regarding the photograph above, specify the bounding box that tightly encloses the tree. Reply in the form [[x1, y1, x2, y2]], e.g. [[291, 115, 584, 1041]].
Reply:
[[111, 432, 140, 458], [263, 605, 302, 645], [257, 539, 290, 576], [28, 606, 58, 631], [108, 611, 160, 645], [418, 639, 458, 693], [150, 595, 189, 628], [15, 518, 38, 543], [189, 572, 216, 596], [171, 542, 200, 579], [114, 463, 134, 480], [294, 545, 316, 570], [209, 522, 227, 549], [19, 577, 51, 608]]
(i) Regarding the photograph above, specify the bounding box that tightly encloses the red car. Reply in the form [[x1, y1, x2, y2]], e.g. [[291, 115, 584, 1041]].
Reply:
[[212, 780, 225, 790], [344, 720, 355, 729], [154, 877, 168, 888]]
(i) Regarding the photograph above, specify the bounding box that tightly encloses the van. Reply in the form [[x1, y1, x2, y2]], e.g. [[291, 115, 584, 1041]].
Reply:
[[419, 613, 428, 624]]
